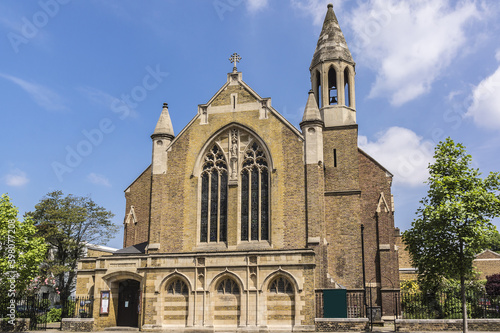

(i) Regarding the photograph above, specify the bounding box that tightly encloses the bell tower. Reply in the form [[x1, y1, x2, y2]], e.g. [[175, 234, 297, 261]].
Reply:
[[310, 3, 356, 127], [306, 3, 362, 289]]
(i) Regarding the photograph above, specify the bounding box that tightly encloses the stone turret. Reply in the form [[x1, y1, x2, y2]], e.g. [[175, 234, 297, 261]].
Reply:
[[151, 103, 174, 175], [300, 90, 324, 165]]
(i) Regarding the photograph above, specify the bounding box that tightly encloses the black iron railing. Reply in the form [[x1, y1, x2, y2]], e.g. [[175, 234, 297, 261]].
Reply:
[[400, 291, 500, 319]]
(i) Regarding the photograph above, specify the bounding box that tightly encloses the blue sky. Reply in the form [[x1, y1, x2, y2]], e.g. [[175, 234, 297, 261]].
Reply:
[[1, 0, 500, 250]]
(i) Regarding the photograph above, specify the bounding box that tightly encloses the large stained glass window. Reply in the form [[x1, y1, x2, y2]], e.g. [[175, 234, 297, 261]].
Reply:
[[241, 141, 269, 241], [200, 145, 228, 243]]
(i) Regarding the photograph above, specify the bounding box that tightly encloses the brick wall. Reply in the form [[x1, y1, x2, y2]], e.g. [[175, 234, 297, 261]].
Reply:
[[124, 166, 152, 248], [316, 318, 369, 331], [358, 149, 399, 315]]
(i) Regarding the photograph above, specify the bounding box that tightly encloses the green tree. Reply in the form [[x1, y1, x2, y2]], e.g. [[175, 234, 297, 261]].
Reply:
[[483, 229, 500, 252], [0, 194, 47, 296], [28, 191, 117, 300], [403, 138, 500, 332]]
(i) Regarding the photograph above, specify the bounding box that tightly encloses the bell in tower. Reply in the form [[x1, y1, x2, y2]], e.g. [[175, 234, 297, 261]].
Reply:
[[310, 3, 356, 127]]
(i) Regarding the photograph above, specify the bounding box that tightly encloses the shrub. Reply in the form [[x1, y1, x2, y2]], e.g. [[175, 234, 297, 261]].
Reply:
[[486, 274, 500, 296], [47, 308, 62, 322]]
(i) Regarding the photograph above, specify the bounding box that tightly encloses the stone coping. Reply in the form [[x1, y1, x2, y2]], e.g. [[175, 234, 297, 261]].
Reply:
[[141, 325, 315, 332], [316, 318, 369, 322], [396, 319, 500, 323], [79, 248, 316, 260], [62, 318, 95, 322]]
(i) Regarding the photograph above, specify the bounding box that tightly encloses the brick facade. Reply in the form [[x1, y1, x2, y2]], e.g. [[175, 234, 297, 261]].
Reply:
[[76, 5, 400, 331]]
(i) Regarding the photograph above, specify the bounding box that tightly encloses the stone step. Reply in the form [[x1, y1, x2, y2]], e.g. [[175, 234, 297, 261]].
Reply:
[[104, 327, 139, 331]]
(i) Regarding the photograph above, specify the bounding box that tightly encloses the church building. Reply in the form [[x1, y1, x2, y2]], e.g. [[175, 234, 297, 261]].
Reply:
[[77, 4, 400, 331]]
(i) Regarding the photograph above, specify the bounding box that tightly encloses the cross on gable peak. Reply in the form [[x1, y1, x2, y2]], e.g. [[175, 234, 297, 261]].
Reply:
[[229, 53, 242, 72]]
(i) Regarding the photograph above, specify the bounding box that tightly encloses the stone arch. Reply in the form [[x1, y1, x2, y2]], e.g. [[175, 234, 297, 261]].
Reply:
[[343, 66, 351, 107], [261, 269, 301, 292], [209, 271, 244, 327], [261, 270, 300, 327], [327, 65, 338, 105], [160, 272, 192, 327], [209, 270, 245, 292], [101, 272, 143, 328], [192, 123, 274, 177], [313, 69, 322, 107], [158, 271, 193, 293], [102, 271, 144, 284], [193, 123, 275, 247]]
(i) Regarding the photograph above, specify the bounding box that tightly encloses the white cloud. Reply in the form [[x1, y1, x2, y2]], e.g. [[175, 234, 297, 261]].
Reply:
[[0, 73, 66, 111], [348, 0, 481, 106], [466, 65, 500, 130], [4, 169, 29, 187], [247, 0, 269, 13], [87, 173, 111, 187], [78, 86, 139, 118], [359, 127, 434, 186]]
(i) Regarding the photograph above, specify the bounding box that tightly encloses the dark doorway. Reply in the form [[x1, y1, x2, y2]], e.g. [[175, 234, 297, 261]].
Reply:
[[117, 279, 140, 327]]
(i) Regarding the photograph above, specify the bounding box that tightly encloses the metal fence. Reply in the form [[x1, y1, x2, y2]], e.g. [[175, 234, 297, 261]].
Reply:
[[347, 290, 366, 318], [316, 289, 500, 320], [61, 296, 94, 319], [0, 296, 49, 330], [0, 295, 94, 331], [400, 291, 500, 319], [316, 290, 366, 318]]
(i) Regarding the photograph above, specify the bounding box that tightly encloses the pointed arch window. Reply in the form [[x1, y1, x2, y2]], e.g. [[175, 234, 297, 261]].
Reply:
[[217, 278, 240, 295], [269, 276, 294, 294], [241, 141, 269, 241], [200, 145, 228, 243], [315, 70, 322, 108], [166, 279, 188, 295], [328, 67, 338, 105], [344, 67, 351, 107]]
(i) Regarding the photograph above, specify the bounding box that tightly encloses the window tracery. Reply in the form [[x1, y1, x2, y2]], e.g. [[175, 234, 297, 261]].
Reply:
[[241, 141, 269, 241], [198, 127, 271, 245], [200, 145, 228, 243], [269, 276, 293, 294], [217, 278, 240, 295], [166, 279, 188, 295]]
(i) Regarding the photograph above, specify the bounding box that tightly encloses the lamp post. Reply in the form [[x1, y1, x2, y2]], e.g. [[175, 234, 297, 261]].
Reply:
[[361, 224, 367, 317]]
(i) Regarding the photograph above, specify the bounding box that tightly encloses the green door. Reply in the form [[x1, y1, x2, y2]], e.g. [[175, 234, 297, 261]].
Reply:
[[323, 289, 347, 318]]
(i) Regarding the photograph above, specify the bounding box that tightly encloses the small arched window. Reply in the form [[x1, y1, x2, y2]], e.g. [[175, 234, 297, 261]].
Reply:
[[241, 141, 269, 241], [315, 70, 322, 108], [344, 67, 350, 107], [166, 279, 188, 295], [200, 145, 228, 243], [217, 278, 240, 295], [328, 67, 338, 105], [269, 276, 293, 294]]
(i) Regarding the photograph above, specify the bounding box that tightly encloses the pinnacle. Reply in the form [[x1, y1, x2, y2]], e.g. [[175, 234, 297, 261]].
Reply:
[[152, 103, 174, 139], [301, 90, 322, 125]]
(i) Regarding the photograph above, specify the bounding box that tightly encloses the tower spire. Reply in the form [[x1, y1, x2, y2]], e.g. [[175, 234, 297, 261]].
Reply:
[[310, 3, 353, 69], [310, 3, 356, 127]]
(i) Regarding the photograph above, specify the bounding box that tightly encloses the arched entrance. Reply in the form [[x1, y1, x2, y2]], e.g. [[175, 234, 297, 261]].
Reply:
[[116, 279, 140, 327]]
